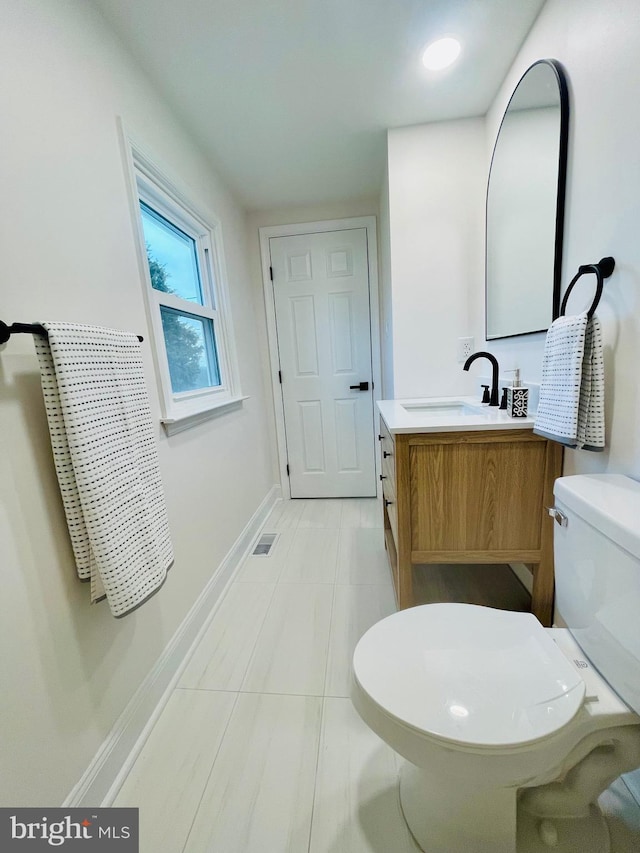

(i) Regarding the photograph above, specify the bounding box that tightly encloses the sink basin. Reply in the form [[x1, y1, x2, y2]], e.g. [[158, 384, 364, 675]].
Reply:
[[401, 401, 488, 417], [378, 397, 533, 435]]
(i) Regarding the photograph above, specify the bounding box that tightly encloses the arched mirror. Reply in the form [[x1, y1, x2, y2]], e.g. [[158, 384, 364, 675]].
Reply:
[[486, 59, 569, 340]]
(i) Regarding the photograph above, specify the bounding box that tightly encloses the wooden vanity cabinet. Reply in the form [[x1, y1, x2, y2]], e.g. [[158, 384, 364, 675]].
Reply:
[[379, 418, 563, 626]]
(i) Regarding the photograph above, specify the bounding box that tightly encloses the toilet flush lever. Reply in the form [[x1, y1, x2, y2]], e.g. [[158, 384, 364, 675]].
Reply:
[[547, 506, 568, 527]]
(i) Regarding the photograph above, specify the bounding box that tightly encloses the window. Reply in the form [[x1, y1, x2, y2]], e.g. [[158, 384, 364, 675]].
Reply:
[[129, 148, 242, 431]]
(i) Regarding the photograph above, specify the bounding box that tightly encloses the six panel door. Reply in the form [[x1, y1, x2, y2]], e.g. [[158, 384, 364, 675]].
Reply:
[[270, 229, 376, 498]]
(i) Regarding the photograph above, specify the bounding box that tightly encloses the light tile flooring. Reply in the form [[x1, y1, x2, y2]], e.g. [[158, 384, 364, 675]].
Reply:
[[114, 498, 640, 852]]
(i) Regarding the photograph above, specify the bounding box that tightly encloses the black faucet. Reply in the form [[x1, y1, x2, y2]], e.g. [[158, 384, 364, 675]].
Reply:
[[463, 351, 500, 406]]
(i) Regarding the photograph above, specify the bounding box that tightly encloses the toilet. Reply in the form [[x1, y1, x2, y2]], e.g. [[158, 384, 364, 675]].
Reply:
[[352, 474, 640, 853]]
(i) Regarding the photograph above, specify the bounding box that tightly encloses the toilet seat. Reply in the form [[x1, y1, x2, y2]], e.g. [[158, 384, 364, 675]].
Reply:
[[353, 603, 586, 749]]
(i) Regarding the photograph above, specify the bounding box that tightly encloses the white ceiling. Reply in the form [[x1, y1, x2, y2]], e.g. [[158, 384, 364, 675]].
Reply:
[[93, 0, 546, 211]]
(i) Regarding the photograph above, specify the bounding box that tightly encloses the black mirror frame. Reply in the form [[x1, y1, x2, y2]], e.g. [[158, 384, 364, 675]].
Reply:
[[485, 58, 570, 341]]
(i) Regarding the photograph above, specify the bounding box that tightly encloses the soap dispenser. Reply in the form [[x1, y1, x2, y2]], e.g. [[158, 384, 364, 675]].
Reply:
[[505, 369, 528, 418]]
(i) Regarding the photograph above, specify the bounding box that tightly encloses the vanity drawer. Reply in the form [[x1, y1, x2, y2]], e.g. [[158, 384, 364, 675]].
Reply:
[[383, 479, 398, 545], [379, 418, 396, 487]]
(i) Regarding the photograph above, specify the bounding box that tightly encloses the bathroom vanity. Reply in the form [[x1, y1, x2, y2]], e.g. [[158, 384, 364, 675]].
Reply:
[[378, 398, 563, 626]]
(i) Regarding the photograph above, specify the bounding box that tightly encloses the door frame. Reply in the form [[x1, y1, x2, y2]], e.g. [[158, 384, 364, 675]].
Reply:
[[259, 216, 382, 500]]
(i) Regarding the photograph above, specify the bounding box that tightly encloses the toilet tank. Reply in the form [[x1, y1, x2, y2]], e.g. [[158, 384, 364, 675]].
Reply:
[[554, 474, 640, 715]]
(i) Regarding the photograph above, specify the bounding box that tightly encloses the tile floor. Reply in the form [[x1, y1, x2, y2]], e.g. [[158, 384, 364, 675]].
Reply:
[[113, 498, 640, 852]]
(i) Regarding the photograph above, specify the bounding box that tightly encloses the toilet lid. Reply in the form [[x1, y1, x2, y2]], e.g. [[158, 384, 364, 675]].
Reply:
[[353, 603, 586, 748]]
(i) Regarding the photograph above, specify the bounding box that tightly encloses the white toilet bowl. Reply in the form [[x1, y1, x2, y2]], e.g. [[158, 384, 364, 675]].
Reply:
[[353, 476, 640, 851], [352, 603, 640, 853]]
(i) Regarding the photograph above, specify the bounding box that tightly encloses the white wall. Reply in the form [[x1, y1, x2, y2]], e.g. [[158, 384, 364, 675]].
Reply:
[[386, 118, 486, 398], [0, 0, 275, 805], [378, 168, 394, 399], [481, 0, 640, 478]]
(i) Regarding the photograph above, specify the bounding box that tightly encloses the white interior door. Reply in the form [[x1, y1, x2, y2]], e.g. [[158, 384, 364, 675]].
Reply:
[[270, 228, 376, 498]]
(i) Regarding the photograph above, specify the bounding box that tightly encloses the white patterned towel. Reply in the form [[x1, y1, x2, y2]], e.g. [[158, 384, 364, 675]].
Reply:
[[533, 312, 605, 450], [35, 323, 174, 616]]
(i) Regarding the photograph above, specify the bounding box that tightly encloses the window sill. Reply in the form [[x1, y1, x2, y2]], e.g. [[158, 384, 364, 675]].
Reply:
[[161, 396, 249, 436]]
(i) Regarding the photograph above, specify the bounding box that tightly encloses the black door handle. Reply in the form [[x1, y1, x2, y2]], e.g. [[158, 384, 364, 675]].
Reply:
[[349, 381, 369, 391]]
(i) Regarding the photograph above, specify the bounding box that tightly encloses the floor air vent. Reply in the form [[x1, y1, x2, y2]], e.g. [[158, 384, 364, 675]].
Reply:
[[252, 533, 278, 557]]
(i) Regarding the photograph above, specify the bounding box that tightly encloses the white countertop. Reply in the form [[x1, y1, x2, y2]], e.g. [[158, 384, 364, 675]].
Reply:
[[377, 396, 536, 434]]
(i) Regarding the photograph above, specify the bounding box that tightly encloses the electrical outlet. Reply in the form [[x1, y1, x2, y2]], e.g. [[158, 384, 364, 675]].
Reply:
[[457, 336, 474, 363]]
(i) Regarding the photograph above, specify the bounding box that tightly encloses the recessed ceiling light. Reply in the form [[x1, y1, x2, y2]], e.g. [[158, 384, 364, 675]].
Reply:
[[422, 37, 461, 71]]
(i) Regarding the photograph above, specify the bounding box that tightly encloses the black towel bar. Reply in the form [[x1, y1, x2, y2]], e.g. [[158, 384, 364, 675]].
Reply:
[[0, 321, 143, 344], [559, 256, 615, 319]]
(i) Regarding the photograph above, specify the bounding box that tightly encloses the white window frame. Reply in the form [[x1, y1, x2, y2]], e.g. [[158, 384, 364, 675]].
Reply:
[[121, 131, 244, 434]]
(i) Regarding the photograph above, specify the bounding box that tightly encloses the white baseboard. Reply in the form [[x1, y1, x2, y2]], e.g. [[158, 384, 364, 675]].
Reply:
[[62, 484, 281, 808], [622, 769, 640, 808], [509, 562, 533, 595]]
